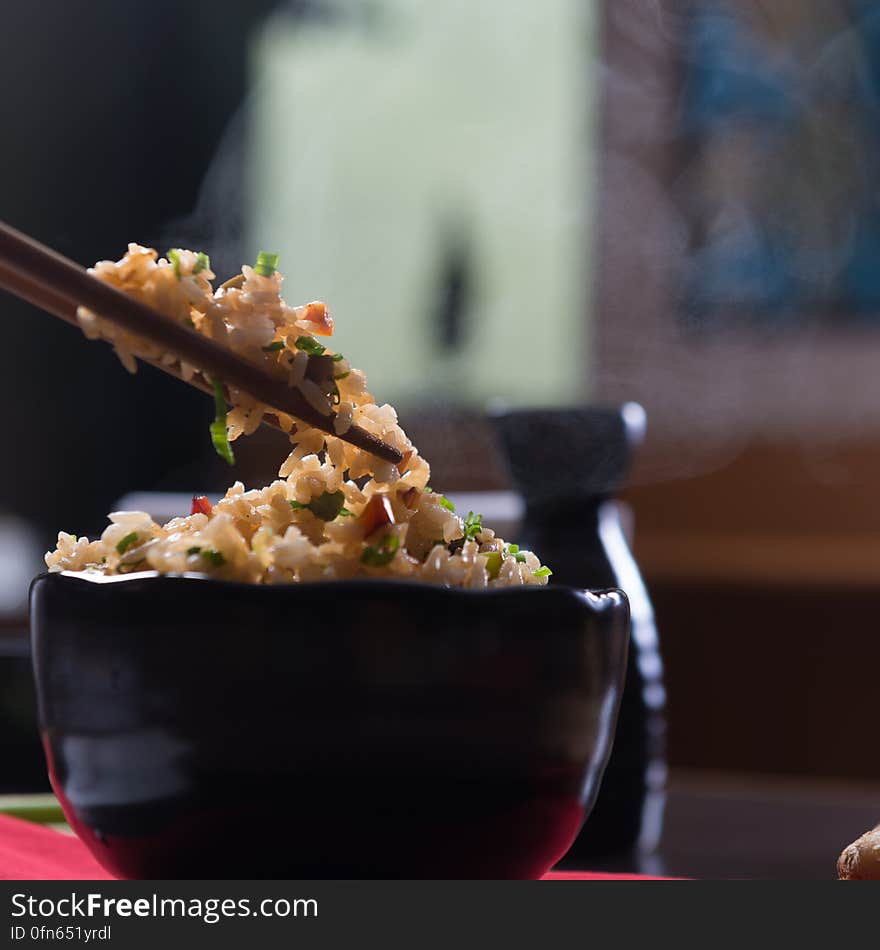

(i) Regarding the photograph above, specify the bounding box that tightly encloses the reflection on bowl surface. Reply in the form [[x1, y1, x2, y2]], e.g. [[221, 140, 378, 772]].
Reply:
[[30, 572, 628, 879]]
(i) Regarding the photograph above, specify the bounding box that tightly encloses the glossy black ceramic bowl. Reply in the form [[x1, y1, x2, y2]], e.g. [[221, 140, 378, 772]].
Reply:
[[29, 571, 628, 879]]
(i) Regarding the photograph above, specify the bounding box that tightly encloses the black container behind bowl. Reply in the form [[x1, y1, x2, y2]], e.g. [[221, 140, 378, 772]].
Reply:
[[30, 572, 628, 879], [491, 404, 666, 858]]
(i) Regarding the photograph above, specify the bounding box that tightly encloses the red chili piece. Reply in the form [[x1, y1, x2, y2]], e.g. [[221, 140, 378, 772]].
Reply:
[[191, 495, 213, 516], [304, 301, 334, 336]]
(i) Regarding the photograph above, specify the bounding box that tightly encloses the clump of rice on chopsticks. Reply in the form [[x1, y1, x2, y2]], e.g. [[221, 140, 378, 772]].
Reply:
[[47, 245, 551, 588]]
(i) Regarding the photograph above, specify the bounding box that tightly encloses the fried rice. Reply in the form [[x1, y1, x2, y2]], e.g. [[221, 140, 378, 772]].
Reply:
[[45, 245, 551, 588]]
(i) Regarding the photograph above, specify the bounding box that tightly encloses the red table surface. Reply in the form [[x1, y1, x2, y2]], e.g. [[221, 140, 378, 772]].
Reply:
[[0, 815, 670, 881]]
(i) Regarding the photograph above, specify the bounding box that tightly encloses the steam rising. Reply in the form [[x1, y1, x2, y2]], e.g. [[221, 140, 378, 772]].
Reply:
[[162, 108, 249, 283]]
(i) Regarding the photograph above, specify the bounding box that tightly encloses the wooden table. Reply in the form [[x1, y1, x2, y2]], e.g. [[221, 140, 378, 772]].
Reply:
[[574, 770, 880, 880]]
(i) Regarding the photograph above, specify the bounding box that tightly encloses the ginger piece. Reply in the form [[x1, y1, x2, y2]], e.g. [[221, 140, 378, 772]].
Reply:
[[838, 825, 880, 879]]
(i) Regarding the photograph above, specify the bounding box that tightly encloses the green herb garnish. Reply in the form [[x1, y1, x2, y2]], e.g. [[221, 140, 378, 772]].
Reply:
[[290, 491, 347, 521], [308, 490, 346, 522], [339, 507, 353, 517], [480, 550, 503, 580], [532, 566, 553, 578], [116, 532, 139, 555], [169, 248, 210, 277], [209, 378, 235, 466], [263, 341, 286, 352], [334, 371, 350, 380], [332, 353, 345, 362], [201, 549, 226, 567], [361, 533, 400, 567], [462, 511, 483, 541], [186, 546, 202, 556], [294, 335, 326, 356], [166, 248, 183, 278], [438, 495, 456, 513], [254, 251, 280, 278]]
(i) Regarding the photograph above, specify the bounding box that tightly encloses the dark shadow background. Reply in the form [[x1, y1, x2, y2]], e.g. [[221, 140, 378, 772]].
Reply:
[[0, 0, 277, 545]]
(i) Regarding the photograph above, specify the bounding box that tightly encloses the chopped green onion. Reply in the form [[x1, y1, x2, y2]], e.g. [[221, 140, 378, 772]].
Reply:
[[532, 566, 553, 578], [263, 341, 286, 352], [462, 511, 483, 541], [209, 377, 235, 466], [512, 552, 527, 563], [339, 507, 353, 517], [115, 532, 139, 555], [361, 533, 400, 566], [507, 544, 519, 553], [169, 248, 210, 278], [166, 248, 183, 278], [438, 495, 456, 513], [294, 335, 326, 356], [479, 550, 503, 580], [334, 371, 350, 380], [201, 549, 226, 567], [291, 492, 348, 520], [308, 490, 346, 522], [186, 546, 202, 556], [254, 251, 280, 277], [332, 352, 345, 362]]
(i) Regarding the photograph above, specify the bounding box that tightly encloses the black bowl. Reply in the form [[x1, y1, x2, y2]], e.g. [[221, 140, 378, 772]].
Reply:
[[29, 571, 628, 879]]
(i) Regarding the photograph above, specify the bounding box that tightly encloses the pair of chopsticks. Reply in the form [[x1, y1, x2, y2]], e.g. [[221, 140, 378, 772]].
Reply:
[[0, 220, 403, 464]]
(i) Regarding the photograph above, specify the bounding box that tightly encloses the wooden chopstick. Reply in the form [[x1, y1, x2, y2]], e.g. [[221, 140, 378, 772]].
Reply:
[[0, 260, 290, 430], [0, 221, 402, 464]]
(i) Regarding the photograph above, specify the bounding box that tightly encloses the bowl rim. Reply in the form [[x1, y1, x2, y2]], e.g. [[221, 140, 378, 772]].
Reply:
[[31, 569, 627, 610]]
